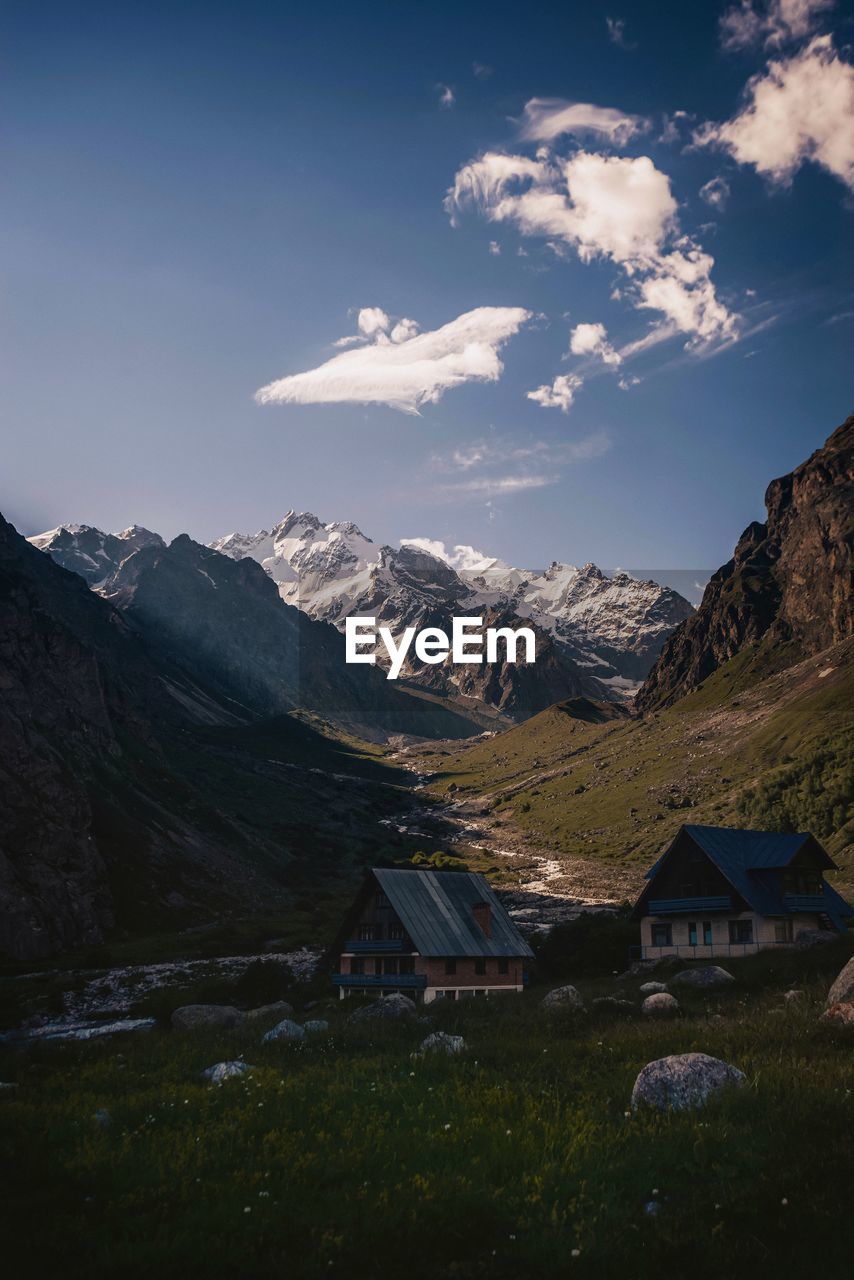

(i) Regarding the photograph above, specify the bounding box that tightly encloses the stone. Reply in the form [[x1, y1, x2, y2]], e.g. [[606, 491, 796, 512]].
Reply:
[[419, 1031, 466, 1055], [670, 966, 735, 989], [794, 929, 839, 950], [202, 1061, 255, 1085], [262, 1018, 305, 1042], [245, 1001, 294, 1023], [349, 993, 417, 1022], [631, 1052, 746, 1112], [171, 1004, 246, 1032], [642, 992, 680, 1016], [821, 1002, 854, 1028], [541, 985, 586, 1013], [783, 989, 806, 1003], [303, 1019, 330, 1033], [639, 981, 669, 995], [827, 957, 854, 1006]]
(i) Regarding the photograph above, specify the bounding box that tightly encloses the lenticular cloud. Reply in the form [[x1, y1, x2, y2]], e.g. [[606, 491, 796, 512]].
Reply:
[[255, 306, 532, 415]]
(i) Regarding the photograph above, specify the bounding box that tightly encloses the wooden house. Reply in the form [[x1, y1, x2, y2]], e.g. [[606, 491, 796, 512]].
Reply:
[[331, 867, 533, 1003], [632, 824, 852, 959]]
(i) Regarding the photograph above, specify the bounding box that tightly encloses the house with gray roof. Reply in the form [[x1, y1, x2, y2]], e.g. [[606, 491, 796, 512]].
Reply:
[[331, 867, 534, 1002], [632, 825, 852, 959]]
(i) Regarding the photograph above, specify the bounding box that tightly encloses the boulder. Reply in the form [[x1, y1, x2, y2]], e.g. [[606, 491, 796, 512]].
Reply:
[[541, 985, 586, 1013], [827, 957, 854, 1006], [642, 992, 679, 1016], [349, 993, 417, 1022], [821, 1002, 854, 1028], [0, 1082, 19, 1093], [794, 929, 839, 950], [631, 1052, 746, 1112], [245, 1001, 294, 1023], [202, 1060, 255, 1085], [419, 1031, 466, 1055], [670, 966, 735, 989], [262, 1018, 305, 1042], [639, 981, 669, 995], [171, 1004, 245, 1032], [303, 1019, 330, 1033]]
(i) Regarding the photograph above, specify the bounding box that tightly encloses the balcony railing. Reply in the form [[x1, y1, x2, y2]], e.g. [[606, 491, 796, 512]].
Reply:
[[647, 895, 732, 915], [332, 972, 427, 989], [782, 894, 826, 913], [344, 938, 409, 953]]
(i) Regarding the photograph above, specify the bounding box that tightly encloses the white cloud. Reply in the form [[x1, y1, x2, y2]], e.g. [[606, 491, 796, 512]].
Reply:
[[255, 307, 532, 415], [606, 16, 634, 49], [357, 307, 390, 337], [570, 321, 622, 366], [472, 61, 493, 79], [488, 240, 502, 255], [696, 36, 854, 191], [517, 97, 649, 145], [400, 538, 497, 570], [447, 150, 738, 347], [719, 0, 834, 51], [527, 372, 584, 413], [699, 176, 731, 208], [390, 318, 420, 343], [441, 473, 555, 496], [437, 83, 455, 109]]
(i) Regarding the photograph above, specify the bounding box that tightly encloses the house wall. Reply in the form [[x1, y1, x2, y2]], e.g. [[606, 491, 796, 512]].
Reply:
[[640, 910, 822, 959], [421, 956, 525, 1002]]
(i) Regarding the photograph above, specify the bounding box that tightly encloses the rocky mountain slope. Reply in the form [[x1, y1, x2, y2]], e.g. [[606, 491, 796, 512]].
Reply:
[[637, 416, 853, 712], [0, 511, 456, 960], [210, 510, 693, 696], [28, 523, 164, 587]]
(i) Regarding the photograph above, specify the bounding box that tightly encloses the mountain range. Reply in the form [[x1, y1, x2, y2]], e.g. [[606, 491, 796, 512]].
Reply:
[[33, 513, 694, 721]]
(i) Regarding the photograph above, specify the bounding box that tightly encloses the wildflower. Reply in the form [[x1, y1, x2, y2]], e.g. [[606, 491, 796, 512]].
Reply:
[[506, 1129, 512, 1136], [444, 1123, 451, 1131], [571, 1249, 581, 1258], [781, 1198, 788, 1206], [244, 1207, 251, 1214]]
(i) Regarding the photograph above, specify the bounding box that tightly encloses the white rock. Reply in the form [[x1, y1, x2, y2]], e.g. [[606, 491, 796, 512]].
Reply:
[[262, 1018, 306, 1042], [639, 981, 669, 995], [642, 992, 679, 1016], [202, 1061, 255, 1085], [541, 985, 586, 1013], [420, 1031, 466, 1055], [631, 1053, 746, 1111], [827, 957, 854, 1006]]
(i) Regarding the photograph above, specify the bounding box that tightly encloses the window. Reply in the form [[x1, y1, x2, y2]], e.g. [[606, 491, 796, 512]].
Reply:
[[729, 919, 754, 944], [375, 891, 390, 908], [399, 957, 415, 975], [688, 922, 698, 946], [383, 958, 398, 975], [444, 958, 457, 975], [351, 958, 365, 975], [703, 921, 713, 946], [358, 924, 378, 941], [775, 920, 794, 943], [474, 958, 487, 976], [388, 922, 405, 940], [498, 958, 509, 975], [651, 923, 672, 948]]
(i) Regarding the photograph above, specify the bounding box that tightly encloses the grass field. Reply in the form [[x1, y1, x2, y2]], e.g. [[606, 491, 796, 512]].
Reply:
[[2, 939, 852, 1280], [416, 640, 854, 894]]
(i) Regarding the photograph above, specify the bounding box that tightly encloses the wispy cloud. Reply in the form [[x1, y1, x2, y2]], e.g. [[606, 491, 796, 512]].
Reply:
[[606, 16, 635, 50], [427, 430, 612, 500], [517, 97, 649, 145], [570, 321, 622, 367], [699, 176, 731, 209], [254, 306, 532, 415], [472, 61, 494, 79], [719, 0, 834, 52], [695, 36, 854, 191], [437, 83, 455, 109]]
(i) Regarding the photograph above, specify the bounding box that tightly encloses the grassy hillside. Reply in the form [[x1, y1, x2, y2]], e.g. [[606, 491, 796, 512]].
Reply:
[[2, 939, 852, 1279], [416, 639, 854, 895]]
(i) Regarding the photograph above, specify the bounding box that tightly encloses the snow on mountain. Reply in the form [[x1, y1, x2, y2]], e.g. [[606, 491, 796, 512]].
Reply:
[[26, 524, 164, 589], [210, 511, 695, 693]]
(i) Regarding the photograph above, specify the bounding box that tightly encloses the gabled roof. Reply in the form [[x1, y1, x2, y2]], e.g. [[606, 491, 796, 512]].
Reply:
[[638, 825, 852, 926], [372, 867, 534, 959]]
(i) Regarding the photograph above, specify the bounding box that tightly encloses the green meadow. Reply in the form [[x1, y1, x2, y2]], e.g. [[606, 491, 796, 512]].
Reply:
[[2, 938, 852, 1280]]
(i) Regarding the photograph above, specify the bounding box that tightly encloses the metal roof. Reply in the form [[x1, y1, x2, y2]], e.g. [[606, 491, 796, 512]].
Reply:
[[372, 867, 534, 959], [639, 825, 851, 926]]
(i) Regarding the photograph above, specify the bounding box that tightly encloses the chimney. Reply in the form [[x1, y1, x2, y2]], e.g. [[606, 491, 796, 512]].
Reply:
[[472, 900, 492, 937]]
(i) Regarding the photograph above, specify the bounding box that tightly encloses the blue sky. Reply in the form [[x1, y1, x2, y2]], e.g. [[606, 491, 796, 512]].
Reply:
[[2, 0, 852, 570]]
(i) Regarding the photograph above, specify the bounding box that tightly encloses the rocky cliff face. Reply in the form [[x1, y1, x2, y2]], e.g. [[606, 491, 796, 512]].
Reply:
[[637, 417, 854, 712]]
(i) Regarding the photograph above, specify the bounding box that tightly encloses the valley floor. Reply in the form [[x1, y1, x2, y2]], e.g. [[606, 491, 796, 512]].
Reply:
[[1, 939, 852, 1280]]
